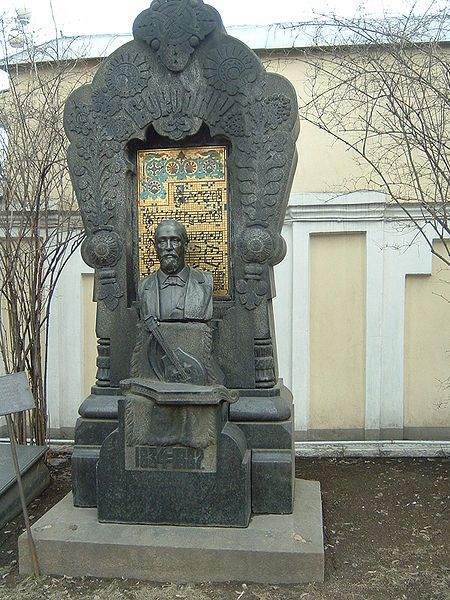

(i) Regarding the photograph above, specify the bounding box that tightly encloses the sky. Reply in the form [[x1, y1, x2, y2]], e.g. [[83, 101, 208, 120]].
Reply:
[[1, 0, 443, 44]]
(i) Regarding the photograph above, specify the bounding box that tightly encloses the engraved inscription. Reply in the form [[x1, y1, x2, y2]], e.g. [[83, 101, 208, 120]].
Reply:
[[137, 146, 229, 297], [130, 445, 205, 471]]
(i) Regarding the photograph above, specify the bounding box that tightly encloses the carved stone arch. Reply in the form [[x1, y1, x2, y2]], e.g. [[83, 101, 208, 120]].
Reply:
[[64, 0, 299, 389]]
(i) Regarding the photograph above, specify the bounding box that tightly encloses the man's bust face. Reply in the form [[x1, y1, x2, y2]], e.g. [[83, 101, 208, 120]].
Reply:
[[155, 222, 187, 275]]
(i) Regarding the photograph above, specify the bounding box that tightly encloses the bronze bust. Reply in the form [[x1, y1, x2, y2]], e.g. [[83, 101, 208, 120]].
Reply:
[[132, 219, 217, 385], [127, 219, 218, 450], [138, 219, 213, 324]]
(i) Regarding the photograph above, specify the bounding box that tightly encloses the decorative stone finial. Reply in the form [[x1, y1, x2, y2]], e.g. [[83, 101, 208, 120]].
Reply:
[[133, 0, 222, 72]]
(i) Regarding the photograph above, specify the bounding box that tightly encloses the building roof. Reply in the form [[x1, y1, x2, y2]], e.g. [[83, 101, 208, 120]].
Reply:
[[2, 15, 449, 68], [1, 24, 319, 67]]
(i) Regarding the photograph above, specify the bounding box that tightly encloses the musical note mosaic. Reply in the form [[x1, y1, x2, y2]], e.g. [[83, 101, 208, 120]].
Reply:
[[137, 146, 230, 297]]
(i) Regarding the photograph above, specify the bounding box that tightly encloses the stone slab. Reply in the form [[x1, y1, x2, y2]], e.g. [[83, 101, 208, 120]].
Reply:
[[0, 444, 49, 528], [19, 479, 324, 583]]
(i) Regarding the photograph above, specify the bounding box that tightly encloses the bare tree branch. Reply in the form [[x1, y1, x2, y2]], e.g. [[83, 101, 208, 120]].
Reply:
[[0, 14, 87, 444], [294, 7, 449, 264]]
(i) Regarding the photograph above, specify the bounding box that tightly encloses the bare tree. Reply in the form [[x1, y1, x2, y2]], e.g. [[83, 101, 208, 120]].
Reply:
[[297, 4, 449, 265], [0, 13, 85, 444]]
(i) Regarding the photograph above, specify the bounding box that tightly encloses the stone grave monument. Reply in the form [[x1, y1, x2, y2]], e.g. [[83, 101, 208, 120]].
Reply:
[[19, 0, 324, 582], [66, 0, 299, 523]]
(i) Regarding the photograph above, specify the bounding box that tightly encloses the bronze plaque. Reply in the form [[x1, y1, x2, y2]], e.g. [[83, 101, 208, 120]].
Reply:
[[137, 146, 229, 298]]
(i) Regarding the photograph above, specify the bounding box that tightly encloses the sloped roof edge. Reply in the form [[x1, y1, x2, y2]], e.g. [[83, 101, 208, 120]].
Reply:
[[2, 17, 449, 68]]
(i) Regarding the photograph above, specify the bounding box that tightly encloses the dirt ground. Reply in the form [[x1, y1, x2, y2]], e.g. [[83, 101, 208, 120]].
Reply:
[[0, 450, 448, 600]]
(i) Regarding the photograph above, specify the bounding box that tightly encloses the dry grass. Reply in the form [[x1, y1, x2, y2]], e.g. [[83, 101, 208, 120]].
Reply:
[[1, 454, 448, 600]]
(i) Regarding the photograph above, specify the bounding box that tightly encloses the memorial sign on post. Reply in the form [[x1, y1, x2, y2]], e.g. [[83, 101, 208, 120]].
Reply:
[[0, 372, 40, 576], [0, 372, 35, 415]]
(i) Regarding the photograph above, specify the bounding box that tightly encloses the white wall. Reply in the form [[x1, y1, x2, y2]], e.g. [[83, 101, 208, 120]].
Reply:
[[273, 191, 446, 439], [42, 193, 449, 441], [46, 247, 93, 434]]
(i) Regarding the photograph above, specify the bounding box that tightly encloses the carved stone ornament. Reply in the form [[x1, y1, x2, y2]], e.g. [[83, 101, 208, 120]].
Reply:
[[236, 279, 268, 311], [204, 43, 259, 97], [133, 0, 221, 72], [81, 231, 124, 269], [240, 227, 274, 264], [95, 268, 124, 311], [105, 53, 151, 97]]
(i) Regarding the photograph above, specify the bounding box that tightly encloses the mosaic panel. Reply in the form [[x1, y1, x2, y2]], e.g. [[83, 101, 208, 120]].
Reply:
[[137, 146, 229, 297]]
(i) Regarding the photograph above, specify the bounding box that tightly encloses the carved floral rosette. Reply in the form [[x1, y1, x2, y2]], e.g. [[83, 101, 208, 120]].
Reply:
[[64, 0, 299, 388]]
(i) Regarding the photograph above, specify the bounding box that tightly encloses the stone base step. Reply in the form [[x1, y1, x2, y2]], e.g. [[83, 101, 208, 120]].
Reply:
[[19, 479, 324, 583]]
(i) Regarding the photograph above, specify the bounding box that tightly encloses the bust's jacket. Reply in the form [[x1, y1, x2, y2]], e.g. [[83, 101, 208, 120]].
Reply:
[[138, 266, 213, 322]]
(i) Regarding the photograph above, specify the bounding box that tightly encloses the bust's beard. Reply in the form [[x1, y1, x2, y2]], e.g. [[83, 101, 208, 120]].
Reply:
[[160, 255, 182, 274]]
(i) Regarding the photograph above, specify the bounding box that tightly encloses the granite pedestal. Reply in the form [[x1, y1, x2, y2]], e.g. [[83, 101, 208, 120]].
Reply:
[[97, 381, 251, 527], [19, 480, 324, 583]]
